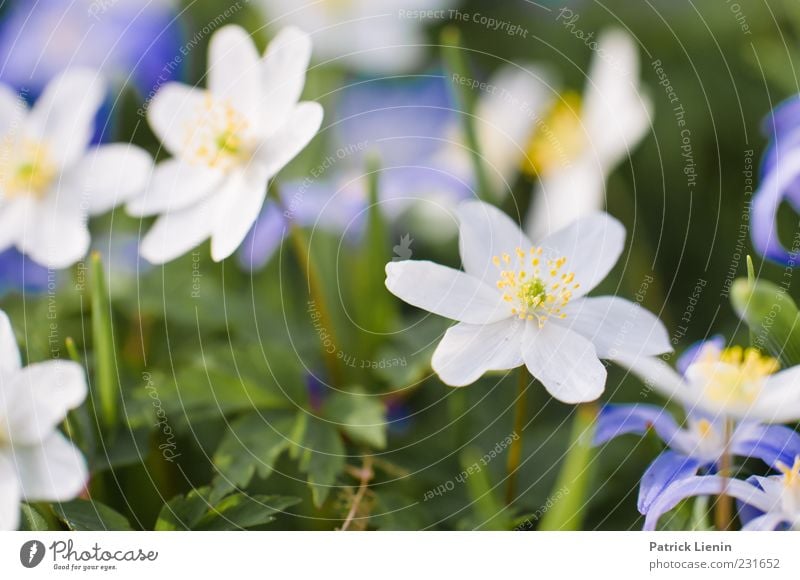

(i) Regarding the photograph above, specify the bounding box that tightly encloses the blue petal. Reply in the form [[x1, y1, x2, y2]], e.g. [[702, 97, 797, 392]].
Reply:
[[762, 95, 800, 142], [736, 475, 765, 528], [237, 201, 289, 272], [643, 476, 771, 530], [0, 249, 50, 296], [593, 404, 682, 446], [751, 149, 800, 265], [638, 451, 703, 514], [676, 336, 724, 375], [335, 74, 455, 166], [731, 423, 800, 469]]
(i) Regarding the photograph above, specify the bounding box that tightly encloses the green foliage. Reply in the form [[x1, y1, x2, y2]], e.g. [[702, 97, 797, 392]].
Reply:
[[54, 500, 133, 531]]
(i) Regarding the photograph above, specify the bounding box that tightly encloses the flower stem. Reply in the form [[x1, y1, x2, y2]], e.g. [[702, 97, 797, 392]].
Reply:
[[341, 455, 374, 531], [715, 418, 735, 530], [505, 367, 529, 505], [269, 184, 344, 387], [440, 26, 496, 203], [89, 252, 118, 438]]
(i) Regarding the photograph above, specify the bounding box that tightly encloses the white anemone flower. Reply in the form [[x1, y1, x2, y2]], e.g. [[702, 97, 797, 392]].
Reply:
[[256, 0, 455, 73], [616, 342, 800, 423], [130, 25, 323, 264], [0, 70, 153, 269], [0, 311, 88, 530], [384, 201, 671, 403], [523, 29, 652, 239]]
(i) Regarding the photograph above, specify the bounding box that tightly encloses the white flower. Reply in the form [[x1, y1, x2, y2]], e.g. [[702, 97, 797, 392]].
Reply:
[[256, 0, 455, 74], [384, 201, 671, 403], [523, 30, 652, 239], [0, 70, 153, 269], [616, 343, 800, 423], [0, 311, 88, 530], [129, 25, 323, 264]]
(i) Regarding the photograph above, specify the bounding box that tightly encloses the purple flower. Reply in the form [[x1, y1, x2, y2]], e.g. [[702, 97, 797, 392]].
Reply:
[[752, 96, 800, 264], [595, 403, 800, 515], [0, 0, 184, 138], [237, 74, 474, 271], [0, 249, 50, 296]]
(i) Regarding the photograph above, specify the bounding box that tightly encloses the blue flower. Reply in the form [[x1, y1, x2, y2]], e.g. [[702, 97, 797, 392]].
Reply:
[[595, 403, 800, 515], [238, 74, 473, 271], [0, 249, 50, 296], [0, 0, 184, 131], [752, 95, 800, 264]]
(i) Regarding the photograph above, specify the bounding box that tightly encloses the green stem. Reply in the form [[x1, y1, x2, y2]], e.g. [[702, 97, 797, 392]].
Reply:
[[505, 367, 529, 505], [90, 252, 118, 437], [269, 186, 344, 387], [440, 26, 496, 203], [538, 403, 598, 531]]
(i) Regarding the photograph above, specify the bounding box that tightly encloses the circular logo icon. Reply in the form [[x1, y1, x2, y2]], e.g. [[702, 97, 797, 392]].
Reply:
[[20, 540, 46, 568]]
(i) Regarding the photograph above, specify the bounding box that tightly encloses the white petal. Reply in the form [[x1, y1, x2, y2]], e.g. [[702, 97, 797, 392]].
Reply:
[[2, 361, 87, 445], [68, 144, 154, 215], [522, 322, 606, 403], [536, 212, 625, 298], [14, 433, 87, 501], [0, 85, 28, 137], [385, 260, 508, 325], [476, 63, 553, 192], [25, 69, 105, 168], [210, 166, 269, 261], [457, 200, 532, 281], [613, 353, 689, 403], [0, 311, 21, 374], [139, 194, 218, 264], [0, 198, 32, 251], [0, 452, 21, 530], [582, 29, 652, 169], [525, 154, 607, 240], [208, 25, 262, 129], [256, 101, 323, 177], [431, 319, 525, 386], [126, 159, 224, 217], [147, 83, 207, 157], [754, 368, 800, 423], [261, 27, 312, 137], [560, 296, 672, 358], [17, 202, 90, 269]]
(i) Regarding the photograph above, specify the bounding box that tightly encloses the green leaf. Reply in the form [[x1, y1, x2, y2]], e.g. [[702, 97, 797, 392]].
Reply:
[[294, 415, 346, 507], [54, 500, 133, 531], [193, 494, 300, 531], [730, 277, 800, 366], [20, 504, 53, 531], [538, 404, 598, 531], [459, 447, 509, 530], [90, 252, 118, 435], [211, 411, 295, 498], [324, 388, 387, 449], [155, 487, 298, 531]]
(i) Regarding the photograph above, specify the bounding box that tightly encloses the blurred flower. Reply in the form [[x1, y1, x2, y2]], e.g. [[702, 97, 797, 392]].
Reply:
[[256, 0, 455, 73], [384, 201, 671, 402], [131, 25, 323, 264], [0, 71, 153, 269], [595, 403, 800, 515], [643, 455, 800, 531], [0, 0, 184, 102], [752, 96, 800, 265], [616, 341, 800, 422], [0, 250, 50, 296], [523, 29, 652, 239], [0, 311, 88, 530]]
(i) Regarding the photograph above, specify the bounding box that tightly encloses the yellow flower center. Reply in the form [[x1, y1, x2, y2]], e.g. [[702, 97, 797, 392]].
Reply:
[[522, 91, 585, 177], [776, 456, 800, 516], [185, 94, 252, 171], [0, 139, 57, 199], [493, 246, 579, 328], [696, 346, 779, 407]]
